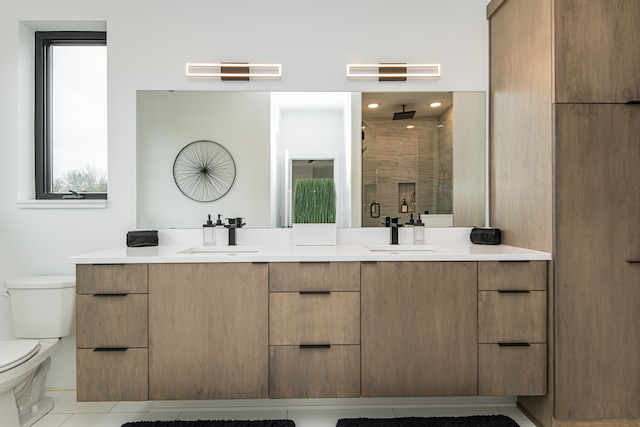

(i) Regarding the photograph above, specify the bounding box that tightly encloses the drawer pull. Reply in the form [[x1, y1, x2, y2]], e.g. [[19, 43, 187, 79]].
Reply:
[[627, 259, 640, 264], [299, 344, 331, 349], [299, 291, 331, 295], [93, 293, 128, 297], [497, 290, 530, 294], [627, 100, 640, 104], [93, 347, 128, 352], [498, 260, 531, 263], [298, 261, 331, 264], [498, 342, 531, 347]]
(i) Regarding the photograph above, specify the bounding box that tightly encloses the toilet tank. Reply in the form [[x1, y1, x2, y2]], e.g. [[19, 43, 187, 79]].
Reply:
[[4, 275, 76, 338]]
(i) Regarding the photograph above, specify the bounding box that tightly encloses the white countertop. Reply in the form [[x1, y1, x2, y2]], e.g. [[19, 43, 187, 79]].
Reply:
[[68, 227, 550, 264]]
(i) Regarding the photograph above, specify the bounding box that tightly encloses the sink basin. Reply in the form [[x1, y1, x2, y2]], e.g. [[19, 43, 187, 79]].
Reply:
[[365, 244, 449, 253], [178, 246, 260, 255]]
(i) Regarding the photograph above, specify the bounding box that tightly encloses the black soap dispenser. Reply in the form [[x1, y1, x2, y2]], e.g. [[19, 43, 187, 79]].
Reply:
[[203, 214, 215, 246]]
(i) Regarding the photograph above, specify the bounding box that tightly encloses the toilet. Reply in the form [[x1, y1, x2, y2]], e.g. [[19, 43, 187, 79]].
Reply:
[[0, 276, 75, 427]]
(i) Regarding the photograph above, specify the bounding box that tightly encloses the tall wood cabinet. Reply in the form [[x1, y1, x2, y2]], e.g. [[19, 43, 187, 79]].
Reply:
[[488, 0, 640, 424]]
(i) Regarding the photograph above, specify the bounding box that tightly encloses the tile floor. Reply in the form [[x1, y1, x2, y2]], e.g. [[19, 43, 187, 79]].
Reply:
[[31, 390, 537, 427]]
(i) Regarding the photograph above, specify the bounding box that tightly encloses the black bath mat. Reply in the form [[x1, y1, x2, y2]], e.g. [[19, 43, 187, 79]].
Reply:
[[336, 415, 519, 427], [122, 421, 294, 427]]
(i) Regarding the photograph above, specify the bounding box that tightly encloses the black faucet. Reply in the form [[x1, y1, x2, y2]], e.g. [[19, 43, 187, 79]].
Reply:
[[383, 216, 401, 245], [225, 217, 246, 246]]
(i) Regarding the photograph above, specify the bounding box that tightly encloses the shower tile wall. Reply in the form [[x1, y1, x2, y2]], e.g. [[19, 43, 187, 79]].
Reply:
[[362, 113, 453, 227]]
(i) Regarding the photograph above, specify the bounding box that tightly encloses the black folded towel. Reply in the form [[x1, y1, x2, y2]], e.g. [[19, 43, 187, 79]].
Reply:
[[470, 227, 502, 245], [126, 230, 158, 247]]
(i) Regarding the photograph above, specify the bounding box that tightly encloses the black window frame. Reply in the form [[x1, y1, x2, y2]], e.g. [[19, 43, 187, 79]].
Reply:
[[34, 31, 107, 200]]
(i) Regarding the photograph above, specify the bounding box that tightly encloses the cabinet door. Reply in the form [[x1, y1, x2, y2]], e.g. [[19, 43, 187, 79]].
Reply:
[[554, 0, 640, 103], [269, 262, 360, 292], [76, 294, 148, 348], [361, 261, 477, 397], [76, 264, 148, 294], [555, 104, 640, 419], [148, 263, 268, 400], [269, 345, 360, 398]]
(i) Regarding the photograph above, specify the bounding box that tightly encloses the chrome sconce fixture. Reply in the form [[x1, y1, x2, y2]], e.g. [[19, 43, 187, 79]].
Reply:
[[346, 63, 441, 81], [185, 62, 282, 80]]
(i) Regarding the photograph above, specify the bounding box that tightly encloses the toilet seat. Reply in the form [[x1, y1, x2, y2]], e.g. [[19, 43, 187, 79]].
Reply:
[[0, 340, 40, 373]]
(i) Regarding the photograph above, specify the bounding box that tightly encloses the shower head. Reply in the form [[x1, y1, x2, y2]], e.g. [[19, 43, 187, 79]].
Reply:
[[393, 104, 415, 120]]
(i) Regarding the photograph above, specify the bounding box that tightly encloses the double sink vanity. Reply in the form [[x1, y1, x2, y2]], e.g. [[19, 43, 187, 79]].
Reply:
[[70, 227, 550, 403]]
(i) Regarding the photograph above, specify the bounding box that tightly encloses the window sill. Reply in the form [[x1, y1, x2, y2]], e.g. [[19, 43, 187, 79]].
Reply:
[[17, 199, 108, 209]]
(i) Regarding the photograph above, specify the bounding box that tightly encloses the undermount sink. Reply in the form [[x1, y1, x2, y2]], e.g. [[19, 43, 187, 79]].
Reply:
[[178, 246, 260, 255], [365, 244, 449, 253]]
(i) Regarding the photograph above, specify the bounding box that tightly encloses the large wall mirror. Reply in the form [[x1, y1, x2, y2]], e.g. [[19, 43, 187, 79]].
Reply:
[[136, 90, 485, 229]]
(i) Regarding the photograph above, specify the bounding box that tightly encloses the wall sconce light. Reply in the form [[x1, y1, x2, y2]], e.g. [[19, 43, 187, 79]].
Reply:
[[185, 62, 282, 79], [346, 63, 441, 81]]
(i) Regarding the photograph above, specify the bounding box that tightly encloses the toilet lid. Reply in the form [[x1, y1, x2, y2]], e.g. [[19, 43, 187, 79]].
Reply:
[[0, 340, 40, 373]]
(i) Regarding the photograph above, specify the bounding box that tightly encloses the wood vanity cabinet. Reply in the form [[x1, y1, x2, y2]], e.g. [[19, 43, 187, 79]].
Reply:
[[361, 261, 478, 397], [75, 264, 149, 402], [477, 261, 547, 396], [268, 262, 360, 398], [148, 263, 268, 400]]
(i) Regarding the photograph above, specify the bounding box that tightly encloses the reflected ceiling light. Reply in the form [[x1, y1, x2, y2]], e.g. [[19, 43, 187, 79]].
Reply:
[[368, 103, 380, 109], [185, 62, 282, 79], [406, 125, 415, 129], [346, 63, 441, 80], [430, 101, 442, 107]]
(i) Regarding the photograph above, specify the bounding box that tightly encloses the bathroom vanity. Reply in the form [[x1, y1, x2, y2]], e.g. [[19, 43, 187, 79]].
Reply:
[[70, 230, 549, 403]]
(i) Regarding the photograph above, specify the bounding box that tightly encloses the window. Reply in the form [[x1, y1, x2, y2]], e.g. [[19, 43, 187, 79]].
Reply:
[[35, 31, 107, 199]]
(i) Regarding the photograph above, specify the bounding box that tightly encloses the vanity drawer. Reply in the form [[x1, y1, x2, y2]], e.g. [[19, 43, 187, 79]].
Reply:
[[269, 344, 360, 398], [478, 261, 547, 291], [478, 291, 546, 343], [76, 294, 148, 348], [77, 264, 148, 294], [270, 291, 360, 345], [269, 262, 360, 292], [478, 343, 547, 396], [77, 348, 148, 401]]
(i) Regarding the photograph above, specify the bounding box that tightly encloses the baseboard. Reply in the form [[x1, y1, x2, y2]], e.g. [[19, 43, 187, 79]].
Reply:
[[152, 396, 518, 412]]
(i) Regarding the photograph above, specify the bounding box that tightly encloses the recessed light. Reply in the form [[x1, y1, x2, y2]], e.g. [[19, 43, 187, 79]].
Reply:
[[367, 103, 380, 109], [430, 102, 442, 108]]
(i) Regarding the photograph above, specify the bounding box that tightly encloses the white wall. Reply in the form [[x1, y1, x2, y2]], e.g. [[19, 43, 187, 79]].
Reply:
[[0, 0, 489, 388]]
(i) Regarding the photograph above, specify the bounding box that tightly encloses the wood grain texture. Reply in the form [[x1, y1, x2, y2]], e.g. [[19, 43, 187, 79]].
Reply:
[[148, 263, 268, 400], [269, 262, 360, 292], [269, 292, 359, 345], [76, 294, 148, 348], [479, 344, 546, 396], [554, 0, 640, 103], [478, 261, 547, 291], [488, 0, 553, 252], [478, 291, 546, 343], [361, 261, 477, 397], [269, 345, 360, 398], [77, 348, 148, 401], [554, 104, 640, 420], [76, 264, 148, 294]]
